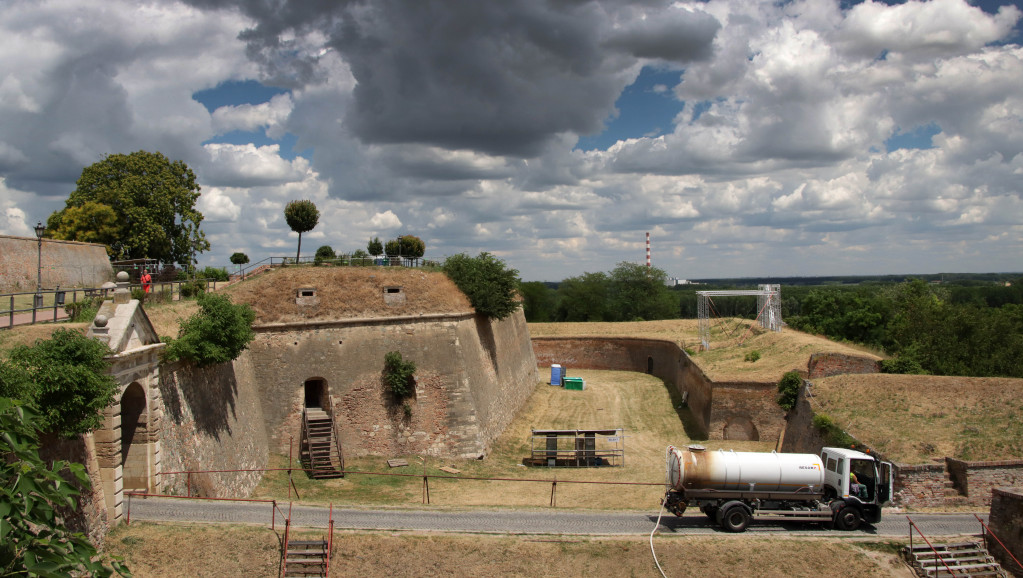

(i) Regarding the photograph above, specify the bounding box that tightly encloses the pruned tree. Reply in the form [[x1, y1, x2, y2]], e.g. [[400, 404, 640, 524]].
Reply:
[[283, 200, 319, 262], [367, 237, 383, 256], [229, 252, 250, 265]]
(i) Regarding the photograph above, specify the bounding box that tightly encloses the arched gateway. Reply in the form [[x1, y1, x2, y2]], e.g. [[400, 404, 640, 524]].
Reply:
[[86, 273, 165, 524]]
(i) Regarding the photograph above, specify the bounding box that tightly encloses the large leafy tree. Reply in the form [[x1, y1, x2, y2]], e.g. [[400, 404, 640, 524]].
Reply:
[[607, 262, 678, 321], [519, 281, 558, 322], [0, 398, 129, 577], [48, 150, 209, 265], [283, 200, 319, 261], [443, 252, 520, 320], [1, 329, 118, 438], [367, 237, 383, 256], [556, 272, 609, 321]]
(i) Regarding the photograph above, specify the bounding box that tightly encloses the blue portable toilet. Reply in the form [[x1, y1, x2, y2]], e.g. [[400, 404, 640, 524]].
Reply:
[[550, 364, 564, 386]]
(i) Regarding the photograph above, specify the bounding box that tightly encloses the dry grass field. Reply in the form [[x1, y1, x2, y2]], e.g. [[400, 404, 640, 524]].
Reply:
[[253, 369, 775, 510], [810, 374, 1023, 464], [104, 522, 914, 578]]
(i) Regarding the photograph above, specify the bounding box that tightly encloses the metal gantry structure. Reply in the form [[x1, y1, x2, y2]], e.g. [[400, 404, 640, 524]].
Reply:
[[697, 284, 783, 350]]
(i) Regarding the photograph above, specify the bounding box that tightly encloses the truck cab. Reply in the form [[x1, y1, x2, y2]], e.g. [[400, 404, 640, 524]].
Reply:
[[821, 447, 894, 529]]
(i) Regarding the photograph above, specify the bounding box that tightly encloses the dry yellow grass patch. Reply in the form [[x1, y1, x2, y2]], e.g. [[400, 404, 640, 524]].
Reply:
[[106, 522, 913, 578], [225, 267, 471, 324], [811, 374, 1023, 464], [0, 322, 88, 352]]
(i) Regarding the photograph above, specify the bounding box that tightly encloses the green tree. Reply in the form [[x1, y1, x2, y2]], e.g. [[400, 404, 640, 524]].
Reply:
[[555, 272, 609, 321], [164, 293, 256, 367], [776, 371, 802, 411], [443, 252, 521, 320], [314, 245, 336, 265], [48, 150, 209, 265], [367, 237, 383, 256], [229, 252, 250, 265], [4, 329, 118, 438], [283, 200, 319, 262], [519, 281, 558, 322], [607, 262, 677, 321], [0, 398, 129, 577]]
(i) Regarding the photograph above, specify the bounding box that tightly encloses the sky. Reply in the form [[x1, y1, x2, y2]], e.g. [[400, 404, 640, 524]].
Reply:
[[1, 0, 1022, 282]]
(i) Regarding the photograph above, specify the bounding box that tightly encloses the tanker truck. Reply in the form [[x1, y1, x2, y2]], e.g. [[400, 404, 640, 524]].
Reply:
[[663, 445, 894, 532]]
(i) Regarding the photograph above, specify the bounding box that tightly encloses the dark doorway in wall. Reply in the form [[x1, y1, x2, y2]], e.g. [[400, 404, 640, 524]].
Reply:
[[304, 378, 325, 408], [647, 356, 654, 374], [121, 383, 149, 490]]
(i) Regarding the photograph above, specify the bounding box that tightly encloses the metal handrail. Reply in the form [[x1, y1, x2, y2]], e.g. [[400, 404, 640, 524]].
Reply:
[[976, 513, 1023, 573], [325, 504, 334, 578], [280, 501, 293, 578], [908, 516, 959, 577]]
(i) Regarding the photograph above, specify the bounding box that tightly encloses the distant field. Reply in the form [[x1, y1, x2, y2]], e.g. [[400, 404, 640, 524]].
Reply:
[[104, 522, 914, 578]]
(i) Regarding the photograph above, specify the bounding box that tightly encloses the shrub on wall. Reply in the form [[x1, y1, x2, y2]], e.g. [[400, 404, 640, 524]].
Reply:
[[879, 357, 928, 375], [442, 252, 520, 320], [164, 293, 256, 367], [744, 350, 761, 363], [384, 351, 416, 398], [812, 413, 857, 449], [776, 371, 802, 411]]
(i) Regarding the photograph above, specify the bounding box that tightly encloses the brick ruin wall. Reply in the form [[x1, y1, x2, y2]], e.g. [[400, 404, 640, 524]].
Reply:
[[808, 352, 879, 379], [156, 360, 270, 497], [246, 311, 538, 459], [988, 488, 1023, 577], [0, 235, 112, 291], [946, 458, 1023, 507], [530, 337, 783, 441]]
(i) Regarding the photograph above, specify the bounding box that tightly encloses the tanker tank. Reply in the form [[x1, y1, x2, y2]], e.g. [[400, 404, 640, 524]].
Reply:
[[666, 445, 824, 493]]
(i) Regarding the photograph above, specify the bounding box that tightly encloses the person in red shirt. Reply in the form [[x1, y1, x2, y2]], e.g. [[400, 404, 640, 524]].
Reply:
[[141, 270, 152, 293]]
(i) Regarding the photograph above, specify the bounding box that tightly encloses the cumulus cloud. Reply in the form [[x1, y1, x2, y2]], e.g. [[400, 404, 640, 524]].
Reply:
[[202, 143, 312, 187], [211, 93, 293, 136]]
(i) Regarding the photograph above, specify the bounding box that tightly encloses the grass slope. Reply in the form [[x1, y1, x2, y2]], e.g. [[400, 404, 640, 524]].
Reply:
[[105, 522, 914, 578]]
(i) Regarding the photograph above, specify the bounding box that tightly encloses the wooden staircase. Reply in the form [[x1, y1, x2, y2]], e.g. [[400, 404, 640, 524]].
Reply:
[[302, 408, 344, 479], [905, 540, 1009, 577], [282, 539, 329, 577]]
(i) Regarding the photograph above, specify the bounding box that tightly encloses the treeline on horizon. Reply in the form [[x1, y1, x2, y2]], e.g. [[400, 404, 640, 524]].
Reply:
[[520, 265, 1023, 379]]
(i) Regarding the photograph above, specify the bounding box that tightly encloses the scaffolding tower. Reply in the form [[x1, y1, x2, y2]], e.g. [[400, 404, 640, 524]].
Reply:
[[697, 284, 783, 350]]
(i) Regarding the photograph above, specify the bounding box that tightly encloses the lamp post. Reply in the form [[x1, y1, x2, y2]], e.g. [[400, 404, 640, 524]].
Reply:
[[33, 221, 45, 321]]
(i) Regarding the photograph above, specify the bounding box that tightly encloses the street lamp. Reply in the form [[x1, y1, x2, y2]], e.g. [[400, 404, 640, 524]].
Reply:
[[33, 221, 45, 319]]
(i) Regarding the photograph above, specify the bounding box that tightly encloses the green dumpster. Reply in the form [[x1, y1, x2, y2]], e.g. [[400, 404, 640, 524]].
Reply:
[[564, 377, 585, 391]]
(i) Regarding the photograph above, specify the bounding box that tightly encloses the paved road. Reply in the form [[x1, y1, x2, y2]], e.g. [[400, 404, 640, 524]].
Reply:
[[127, 496, 986, 538]]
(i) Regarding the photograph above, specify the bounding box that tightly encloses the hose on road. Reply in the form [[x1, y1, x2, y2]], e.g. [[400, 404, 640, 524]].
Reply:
[[650, 498, 668, 578]]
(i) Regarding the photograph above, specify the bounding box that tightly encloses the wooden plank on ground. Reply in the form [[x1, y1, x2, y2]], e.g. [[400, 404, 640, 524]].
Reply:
[[439, 466, 461, 474], [387, 459, 409, 468]]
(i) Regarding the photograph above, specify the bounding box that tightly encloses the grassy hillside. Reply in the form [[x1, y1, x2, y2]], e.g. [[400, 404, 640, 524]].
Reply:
[[811, 374, 1023, 464]]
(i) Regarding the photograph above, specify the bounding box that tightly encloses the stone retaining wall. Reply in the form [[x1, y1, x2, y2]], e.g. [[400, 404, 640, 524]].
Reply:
[[988, 488, 1023, 577], [946, 458, 1023, 507], [0, 234, 112, 291], [894, 463, 949, 508], [250, 310, 538, 459]]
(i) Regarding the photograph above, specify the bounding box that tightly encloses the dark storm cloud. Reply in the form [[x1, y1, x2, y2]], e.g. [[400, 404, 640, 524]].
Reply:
[[187, 0, 720, 157]]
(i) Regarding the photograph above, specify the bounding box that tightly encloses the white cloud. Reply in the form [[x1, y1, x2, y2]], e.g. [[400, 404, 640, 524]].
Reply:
[[201, 143, 311, 187], [211, 93, 293, 136]]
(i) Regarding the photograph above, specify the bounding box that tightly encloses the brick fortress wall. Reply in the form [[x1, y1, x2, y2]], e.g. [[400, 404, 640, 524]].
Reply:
[[0, 235, 112, 291], [988, 488, 1023, 577], [247, 310, 538, 459]]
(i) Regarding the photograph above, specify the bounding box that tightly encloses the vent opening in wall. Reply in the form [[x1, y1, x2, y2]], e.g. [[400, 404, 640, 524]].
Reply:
[[382, 285, 406, 306], [295, 287, 319, 306]]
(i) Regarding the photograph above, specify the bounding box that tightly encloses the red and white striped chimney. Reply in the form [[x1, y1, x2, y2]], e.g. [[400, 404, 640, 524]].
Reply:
[[646, 232, 651, 267]]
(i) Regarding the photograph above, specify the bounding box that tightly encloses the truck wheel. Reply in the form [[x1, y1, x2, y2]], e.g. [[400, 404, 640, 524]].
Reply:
[[719, 505, 751, 533], [834, 506, 861, 531]]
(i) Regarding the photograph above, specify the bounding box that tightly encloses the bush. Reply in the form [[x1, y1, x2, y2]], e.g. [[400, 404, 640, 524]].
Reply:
[[197, 266, 229, 282], [812, 413, 858, 449], [384, 351, 416, 398], [2, 329, 118, 437], [443, 252, 520, 320], [164, 293, 256, 367], [744, 350, 761, 363], [879, 357, 928, 375], [776, 371, 802, 411], [64, 298, 101, 322], [314, 245, 336, 266], [178, 279, 206, 298], [229, 252, 250, 265]]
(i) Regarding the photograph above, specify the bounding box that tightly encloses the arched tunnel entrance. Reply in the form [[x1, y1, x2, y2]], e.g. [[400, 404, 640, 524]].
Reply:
[[120, 382, 153, 491]]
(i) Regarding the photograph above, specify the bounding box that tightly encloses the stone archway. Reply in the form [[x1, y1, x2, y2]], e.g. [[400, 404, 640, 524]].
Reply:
[[120, 382, 153, 491], [723, 416, 760, 441]]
